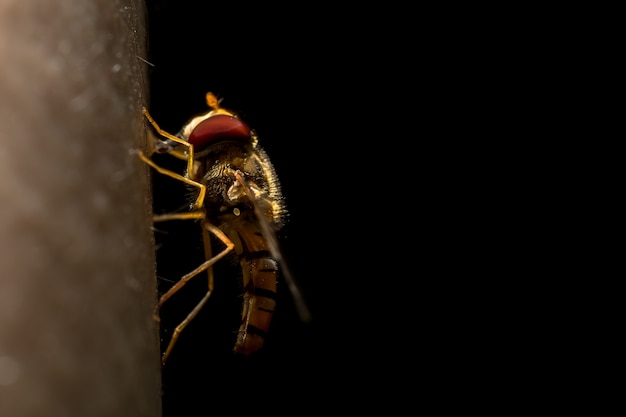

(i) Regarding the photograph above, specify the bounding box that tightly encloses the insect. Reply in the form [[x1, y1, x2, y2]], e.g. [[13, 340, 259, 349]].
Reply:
[[136, 92, 310, 365]]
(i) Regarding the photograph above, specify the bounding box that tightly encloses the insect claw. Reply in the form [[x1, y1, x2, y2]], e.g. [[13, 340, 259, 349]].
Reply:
[[153, 139, 178, 154]]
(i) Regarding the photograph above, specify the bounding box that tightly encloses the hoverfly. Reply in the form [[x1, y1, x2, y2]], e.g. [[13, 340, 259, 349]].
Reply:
[[136, 92, 310, 365]]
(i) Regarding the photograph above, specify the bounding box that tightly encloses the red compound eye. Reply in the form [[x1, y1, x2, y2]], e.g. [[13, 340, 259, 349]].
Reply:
[[188, 115, 252, 151]]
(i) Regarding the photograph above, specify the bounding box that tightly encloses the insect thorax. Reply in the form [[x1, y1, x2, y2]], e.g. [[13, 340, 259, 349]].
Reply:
[[193, 141, 285, 228]]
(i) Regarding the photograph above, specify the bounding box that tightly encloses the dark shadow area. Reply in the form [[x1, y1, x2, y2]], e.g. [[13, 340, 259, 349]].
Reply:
[[142, 2, 525, 414]]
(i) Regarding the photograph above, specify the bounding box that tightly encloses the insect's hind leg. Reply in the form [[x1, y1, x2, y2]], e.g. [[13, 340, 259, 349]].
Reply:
[[153, 214, 236, 365], [161, 288, 211, 365]]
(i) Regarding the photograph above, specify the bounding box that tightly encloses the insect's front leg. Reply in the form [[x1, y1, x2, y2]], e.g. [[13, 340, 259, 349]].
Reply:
[[142, 107, 195, 173], [134, 107, 206, 210]]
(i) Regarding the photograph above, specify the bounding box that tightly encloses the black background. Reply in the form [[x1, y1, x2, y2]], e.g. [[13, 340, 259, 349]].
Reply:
[[143, 1, 374, 414], [141, 2, 572, 411], [141, 2, 500, 413]]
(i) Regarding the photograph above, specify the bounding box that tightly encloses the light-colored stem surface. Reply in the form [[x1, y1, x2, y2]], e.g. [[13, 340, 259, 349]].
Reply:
[[0, 1, 161, 416]]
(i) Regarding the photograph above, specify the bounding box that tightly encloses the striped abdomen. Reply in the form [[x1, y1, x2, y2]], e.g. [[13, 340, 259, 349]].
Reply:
[[231, 224, 278, 355]]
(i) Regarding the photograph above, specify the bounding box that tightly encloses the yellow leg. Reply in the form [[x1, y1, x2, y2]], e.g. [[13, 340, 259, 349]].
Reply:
[[135, 150, 206, 210], [155, 219, 235, 366], [142, 107, 196, 175], [153, 211, 206, 222]]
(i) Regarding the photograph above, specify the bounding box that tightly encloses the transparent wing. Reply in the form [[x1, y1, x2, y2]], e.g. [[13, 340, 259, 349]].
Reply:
[[234, 171, 312, 323]]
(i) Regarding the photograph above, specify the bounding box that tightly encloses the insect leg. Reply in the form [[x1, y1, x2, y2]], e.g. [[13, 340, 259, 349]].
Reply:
[[142, 107, 195, 173], [154, 214, 235, 365], [152, 215, 234, 311], [138, 108, 205, 210], [135, 150, 206, 210]]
